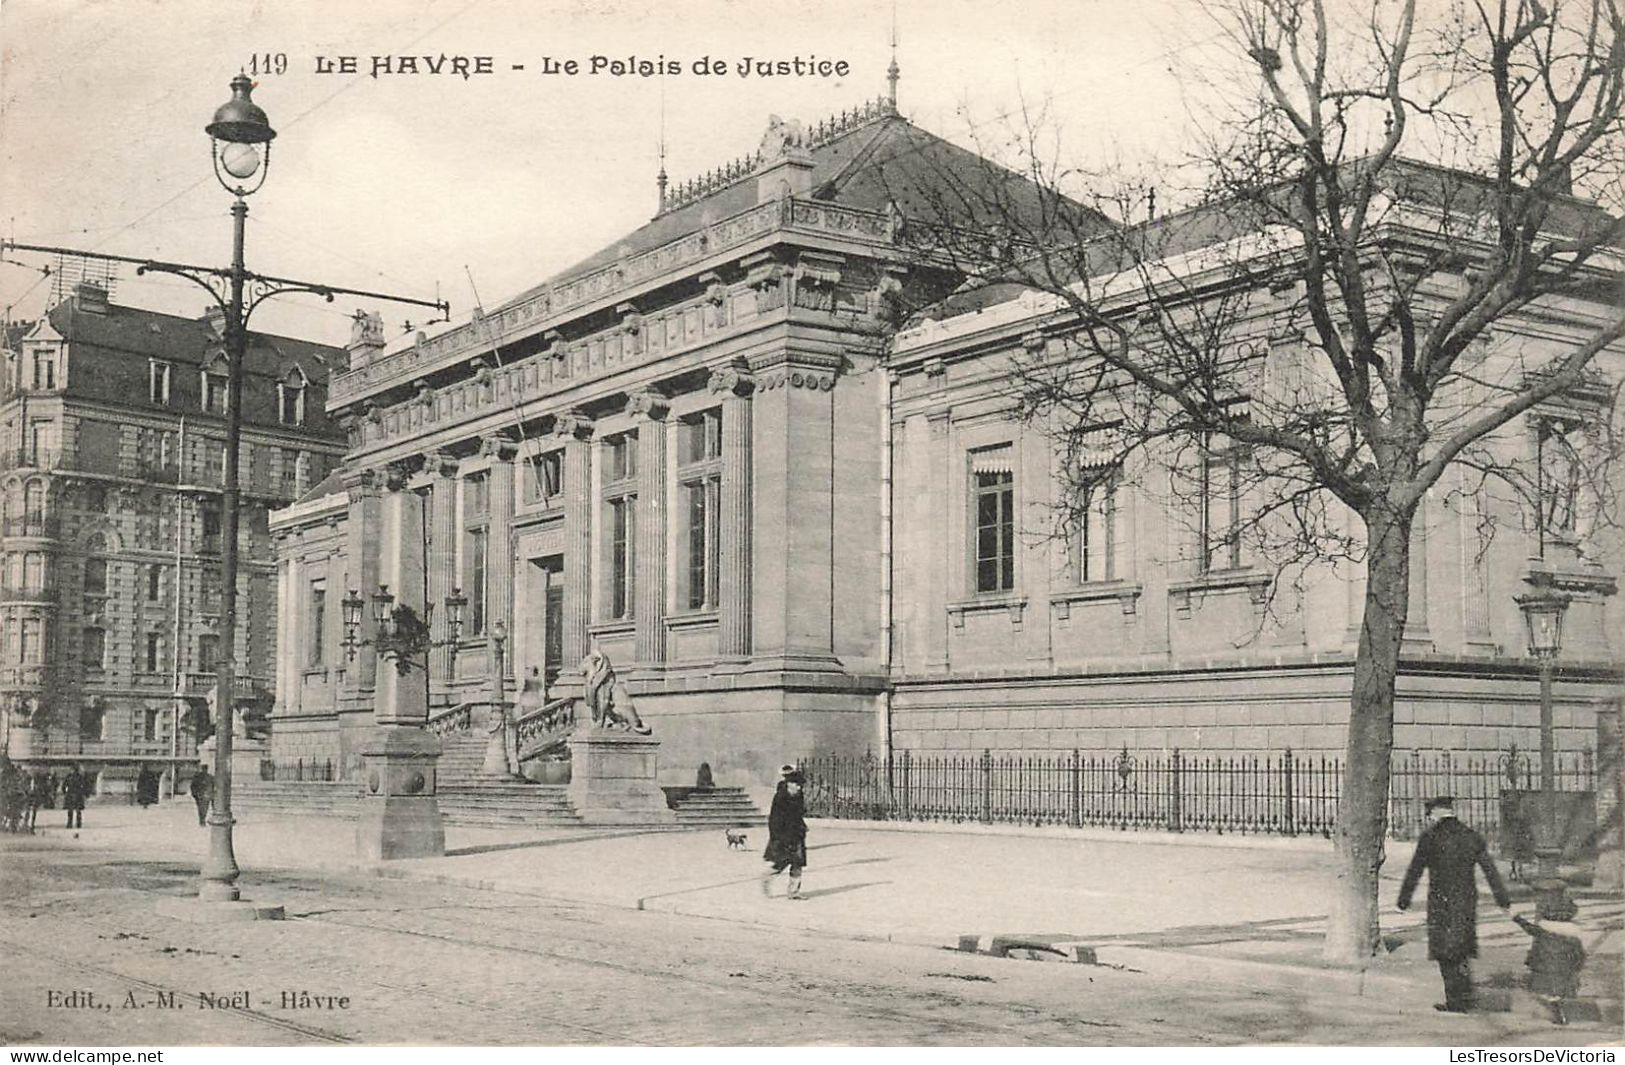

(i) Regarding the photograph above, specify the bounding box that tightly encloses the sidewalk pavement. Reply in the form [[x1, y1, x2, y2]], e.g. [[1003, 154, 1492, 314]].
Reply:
[[27, 800, 1624, 1024]]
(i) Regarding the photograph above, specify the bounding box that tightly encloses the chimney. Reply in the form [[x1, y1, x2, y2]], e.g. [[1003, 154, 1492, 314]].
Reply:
[[346, 309, 386, 370], [755, 116, 814, 204], [201, 304, 226, 338], [74, 282, 110, 315]]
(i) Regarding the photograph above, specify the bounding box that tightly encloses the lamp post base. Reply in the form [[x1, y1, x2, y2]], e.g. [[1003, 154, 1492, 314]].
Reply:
[[157, 896, 285, 922], [355, 726, 445, 860]]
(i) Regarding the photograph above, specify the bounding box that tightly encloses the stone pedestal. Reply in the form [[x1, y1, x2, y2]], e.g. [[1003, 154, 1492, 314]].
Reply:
[[355, 727, 445, 860], [198, 735, 270, 783], [567, 729, 675, 825]]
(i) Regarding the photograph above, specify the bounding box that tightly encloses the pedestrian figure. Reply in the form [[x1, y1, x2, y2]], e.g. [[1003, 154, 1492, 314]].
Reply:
[[61, 765, 89, 830], [190, 766, 214, 827], [25, 770, 48, 832], [0, 757, 22, 833], [136, 765, 159, 808], [44, 771, 58, 809], [1513, 899, 1588, 1024], [762, 764, 808, 900], [1397, 795, 1511, 1013]]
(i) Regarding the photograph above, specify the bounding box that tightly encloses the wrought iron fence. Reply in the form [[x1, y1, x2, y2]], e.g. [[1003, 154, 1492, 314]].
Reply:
[[800, 745, 1596, 842], [259, 758, 336, 782]]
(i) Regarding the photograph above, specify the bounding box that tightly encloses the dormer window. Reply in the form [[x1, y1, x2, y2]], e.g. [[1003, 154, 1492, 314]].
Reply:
[[278, 377, 306, 425], [203, 371, 228, 414], [149, 360, 172, 404], [31, 347, 56, 391]]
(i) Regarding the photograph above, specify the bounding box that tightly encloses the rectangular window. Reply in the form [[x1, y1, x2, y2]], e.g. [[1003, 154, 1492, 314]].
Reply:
[[200, 503, 221, 553], [146, 564, 162, 602], [145, 632, 162, 673], [197, 634, 217, 675], [308, 580, 327, 666], [143, 708, 161, 743], [149, 360, 171, 404], [973, 470, 1015, 593], [83, 557, 107, 595], [465, 472, 489, 520], [684, 480, 719, 609], [608, 496, 635, 619], [679, 409, 722, 465], [465, 527, 488, 636], [81, 626, 106, 670], [203, 373, 228, 414], [20, 618, 41, 664], [1200, 436, 1245, 572], [280, 448, 300, 493], [606, 433, 638, 482], [524, 451, 564, 504], [677, 410, 723, 610], [80, 703, 104, 742], [28, 420, 51, 465], [32, 350, 55, 391], [1071, 470, 1117, 583], [279, 385, 305, 426]]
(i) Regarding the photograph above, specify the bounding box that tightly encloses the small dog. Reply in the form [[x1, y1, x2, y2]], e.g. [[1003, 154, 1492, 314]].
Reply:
[[724, 829, 748, 850]]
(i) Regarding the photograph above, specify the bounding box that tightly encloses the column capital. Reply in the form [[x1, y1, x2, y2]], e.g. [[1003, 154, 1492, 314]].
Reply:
[[479, 433, 519, 462], [625, 389, 670, 422], [422, 450, 459, 480], [340, 466, 381, 503], [384, 455, 421, 492], [551, 411, 595, 441], [707, 364, 756, 398]]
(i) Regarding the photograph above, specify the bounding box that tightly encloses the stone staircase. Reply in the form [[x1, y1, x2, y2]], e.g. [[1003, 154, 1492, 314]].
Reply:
[[233, 780, 358, 818], [436, 730, 494, 786], [438, 781, 581, 827], [669, 787, 766, 827]]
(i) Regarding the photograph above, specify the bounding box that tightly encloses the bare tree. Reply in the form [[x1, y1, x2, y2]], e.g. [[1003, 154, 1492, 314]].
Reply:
[[882, 0, 1625, 964]]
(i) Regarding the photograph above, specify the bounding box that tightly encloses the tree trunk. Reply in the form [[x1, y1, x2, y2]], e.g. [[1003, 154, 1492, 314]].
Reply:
[[1323, 503, 1414, 965]]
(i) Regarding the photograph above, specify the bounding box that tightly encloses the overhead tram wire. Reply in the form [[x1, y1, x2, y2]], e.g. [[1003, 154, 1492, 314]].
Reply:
[[464, 266, 548, 500]]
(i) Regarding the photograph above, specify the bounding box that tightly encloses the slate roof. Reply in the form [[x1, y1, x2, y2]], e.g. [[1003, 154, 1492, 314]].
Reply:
[[32, 296, 341, 383], [495, 109, 1113, 314]]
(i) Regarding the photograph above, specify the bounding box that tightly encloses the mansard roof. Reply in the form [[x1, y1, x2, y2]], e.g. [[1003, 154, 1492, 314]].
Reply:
[[34, 293, 341, 383]]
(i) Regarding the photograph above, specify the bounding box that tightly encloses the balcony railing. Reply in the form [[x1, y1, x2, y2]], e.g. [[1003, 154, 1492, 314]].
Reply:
[[179, 671, 267, 701], [0, 664, 59, 691], [0, 449, 59, 472]]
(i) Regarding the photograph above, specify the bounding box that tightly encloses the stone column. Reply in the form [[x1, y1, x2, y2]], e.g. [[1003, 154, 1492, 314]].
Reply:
[[925, 411, 951, 672], [340, 467, 383, 701], [627, 390, 670, 668], [482, 433, 518, 655], [710, 366, 755, 660], [553, 412, 595, 685], [423, 451, 459, 689]]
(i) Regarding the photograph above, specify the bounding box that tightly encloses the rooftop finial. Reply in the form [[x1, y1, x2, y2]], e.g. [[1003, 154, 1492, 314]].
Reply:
[[887, 2, 900, 109], [657, 75, 670, 214]]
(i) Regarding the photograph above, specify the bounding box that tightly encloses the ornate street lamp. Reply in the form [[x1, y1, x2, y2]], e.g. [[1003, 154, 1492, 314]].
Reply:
[[1515, 574, 1574, 919], [193, 74, 277, 906]]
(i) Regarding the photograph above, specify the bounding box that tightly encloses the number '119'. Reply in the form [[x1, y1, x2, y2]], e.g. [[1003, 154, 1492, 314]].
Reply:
[[248, 53, 287, 75]]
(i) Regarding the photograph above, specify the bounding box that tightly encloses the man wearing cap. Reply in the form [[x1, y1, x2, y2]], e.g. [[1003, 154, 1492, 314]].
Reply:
[[1398, 796, 1512, 1012]]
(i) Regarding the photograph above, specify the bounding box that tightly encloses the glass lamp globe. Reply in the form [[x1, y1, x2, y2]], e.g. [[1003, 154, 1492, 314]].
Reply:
[[220, 142, 261, 180]]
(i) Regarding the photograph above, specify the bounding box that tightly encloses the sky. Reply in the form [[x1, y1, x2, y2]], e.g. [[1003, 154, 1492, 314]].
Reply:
[[0, 0, 1224, 350]]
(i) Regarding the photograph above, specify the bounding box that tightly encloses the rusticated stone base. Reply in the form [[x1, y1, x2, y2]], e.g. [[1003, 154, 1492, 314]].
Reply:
[[568, 729, 676, 826], [355, 727, 445, 860]]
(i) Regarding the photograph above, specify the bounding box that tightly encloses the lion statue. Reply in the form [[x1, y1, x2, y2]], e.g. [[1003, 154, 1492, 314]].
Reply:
[[580, 648, 651, 735]]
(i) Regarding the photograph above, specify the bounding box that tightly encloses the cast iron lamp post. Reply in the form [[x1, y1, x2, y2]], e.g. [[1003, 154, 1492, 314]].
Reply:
[[341, 585, 467, 671], [480, 621, 516, 776], [1515, 573, 1573, 920]]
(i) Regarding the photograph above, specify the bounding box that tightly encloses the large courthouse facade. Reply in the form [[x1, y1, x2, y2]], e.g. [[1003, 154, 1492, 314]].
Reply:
[[270, 98, 986, 788], [269, 95, 1621, 792]]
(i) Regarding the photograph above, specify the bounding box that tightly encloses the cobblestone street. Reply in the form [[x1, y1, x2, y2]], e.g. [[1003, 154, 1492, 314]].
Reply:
[[3, 823, 1616, 1046]]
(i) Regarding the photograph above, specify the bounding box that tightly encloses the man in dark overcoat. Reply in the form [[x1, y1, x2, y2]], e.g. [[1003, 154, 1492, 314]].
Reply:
[[61, 765, 89, 829], [190, 766, 214, 827], [762, 764, 808, 900], [1398, 796, 1511, 1012]]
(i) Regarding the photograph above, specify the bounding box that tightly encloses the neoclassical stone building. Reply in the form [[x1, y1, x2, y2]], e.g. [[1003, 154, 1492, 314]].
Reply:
[[885, 185, 1623, 760], [268, 97, 1028, 789], [0, 284, 345, 796]]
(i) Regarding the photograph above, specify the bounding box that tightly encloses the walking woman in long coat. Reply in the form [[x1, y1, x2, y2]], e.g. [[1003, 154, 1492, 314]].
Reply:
[[1398, 796, 1512, 1012], [61, 765, 89, 829], [762, 765, 807, 900]]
